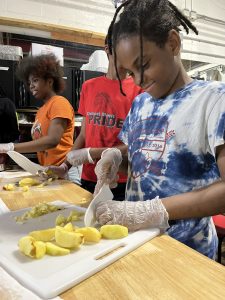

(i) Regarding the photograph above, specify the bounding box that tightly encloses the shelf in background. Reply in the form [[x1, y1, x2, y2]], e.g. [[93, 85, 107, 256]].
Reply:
[[16, 108, 38, 113]]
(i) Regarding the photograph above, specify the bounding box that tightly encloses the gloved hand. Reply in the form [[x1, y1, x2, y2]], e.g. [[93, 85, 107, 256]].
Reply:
[[94, 148, 122, 196], [66, 148, 94, 167], [45, 162, 69, 179], [0, 143, 14, 153], [95, 196, 169, 232]]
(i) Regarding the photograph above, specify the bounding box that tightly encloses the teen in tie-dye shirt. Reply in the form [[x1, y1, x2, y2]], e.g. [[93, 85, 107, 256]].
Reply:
[[119, 80, 225, 258], [94, 0, 225, 259]]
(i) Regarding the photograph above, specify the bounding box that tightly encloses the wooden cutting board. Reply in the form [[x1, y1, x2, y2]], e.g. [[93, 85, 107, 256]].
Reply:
[[0, 202, 160, 299]]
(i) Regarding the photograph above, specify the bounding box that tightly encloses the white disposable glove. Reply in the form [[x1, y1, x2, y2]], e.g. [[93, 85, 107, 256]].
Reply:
[[94, 148, 122, 196], [95, 196, 169, 232], [45, 162, 69, 179], [66, 148, 94, 167], [0, 143, 14, 153]]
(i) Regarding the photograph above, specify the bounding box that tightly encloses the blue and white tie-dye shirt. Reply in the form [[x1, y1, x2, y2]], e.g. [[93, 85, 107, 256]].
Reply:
[[119, 80, 225, 258]]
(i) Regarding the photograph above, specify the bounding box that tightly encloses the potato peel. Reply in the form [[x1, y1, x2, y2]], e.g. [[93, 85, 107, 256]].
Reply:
[[15, 202, 64, 223]]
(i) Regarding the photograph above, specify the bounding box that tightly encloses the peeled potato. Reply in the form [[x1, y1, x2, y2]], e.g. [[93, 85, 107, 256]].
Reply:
[[63, 222, 74, 232], [29, 228, 55, 242], [18, 236, 36, 258], [18, 236, 46, 259], [19, 177, 40, 187], [3, 184, 15, 191], [55, 226, 84, 248], [66, 210, 84, 222], [100, 225, 128, 239], [55, 214, 67, 226], [46, 242, 70, 256], [76, 227, 101, 243], [22, 185, 29, 192], [34, 241, 46, 259]]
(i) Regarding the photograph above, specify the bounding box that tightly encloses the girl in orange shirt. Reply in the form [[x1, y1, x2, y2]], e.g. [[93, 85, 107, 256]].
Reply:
[[0, 54, 74, 166]]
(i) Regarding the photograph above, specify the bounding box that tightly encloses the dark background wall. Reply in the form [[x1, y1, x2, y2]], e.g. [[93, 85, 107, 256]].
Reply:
[[0, 32, 104, 112]]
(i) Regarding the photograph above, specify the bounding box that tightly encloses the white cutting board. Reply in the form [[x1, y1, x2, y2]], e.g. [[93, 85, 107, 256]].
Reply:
[[0, 202, 160, 299]]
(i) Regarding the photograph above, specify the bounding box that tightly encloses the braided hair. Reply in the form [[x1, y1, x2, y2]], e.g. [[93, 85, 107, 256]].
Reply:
[[107, 0, 198, 93]]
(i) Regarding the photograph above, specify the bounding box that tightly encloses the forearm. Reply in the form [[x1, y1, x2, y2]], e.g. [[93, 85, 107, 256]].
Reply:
[[90, 144, 128, 161], [163, 180, 225, 220], [14, 136, 59, 153], [71, 133, 85, 151]]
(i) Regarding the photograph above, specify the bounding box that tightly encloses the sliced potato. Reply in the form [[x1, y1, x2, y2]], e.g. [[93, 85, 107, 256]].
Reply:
[[22, 185, 29, 192], [63, 222, 74, 232], [66, 210, 84, 222], [29, 228, 55, 242], [18, 236, 36, 258], [76, 227, 101, 243], [100, 225, 128, 239], [3, 183, 15, 191], [55, 214, 67, 226], [18, 236, 46, 259], [55, 210, 84, 226], [55, 226, 84, 248], [34, 241, 46, 259], [46, 242, 70, 256], [19, 177, 40, 187]]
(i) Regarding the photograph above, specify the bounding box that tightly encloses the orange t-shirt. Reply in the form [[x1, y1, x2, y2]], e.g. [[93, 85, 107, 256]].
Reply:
[[31, 95, 74, 166]]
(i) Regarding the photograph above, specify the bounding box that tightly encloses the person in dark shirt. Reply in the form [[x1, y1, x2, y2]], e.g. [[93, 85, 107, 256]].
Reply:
[[0, 90, 19, 143], [0, 85, 19, 167]]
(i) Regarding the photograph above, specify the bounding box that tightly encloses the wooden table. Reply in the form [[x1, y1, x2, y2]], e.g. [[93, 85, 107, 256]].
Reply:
[[0, 174, 225, 299], [0, 178, 93, 211]]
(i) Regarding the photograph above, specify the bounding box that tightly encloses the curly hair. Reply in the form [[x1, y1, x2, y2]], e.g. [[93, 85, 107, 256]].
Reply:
[[107, 0, 199, 94], [16, 54, 65, 93]]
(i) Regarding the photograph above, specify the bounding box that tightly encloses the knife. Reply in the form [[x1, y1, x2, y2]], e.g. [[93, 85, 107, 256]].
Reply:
[[84, 185, 113, 227], [7, 151, 45, 175]]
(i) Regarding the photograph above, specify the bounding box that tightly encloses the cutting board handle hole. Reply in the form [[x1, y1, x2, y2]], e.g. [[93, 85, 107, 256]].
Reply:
[[95, 244, 126, 260]]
